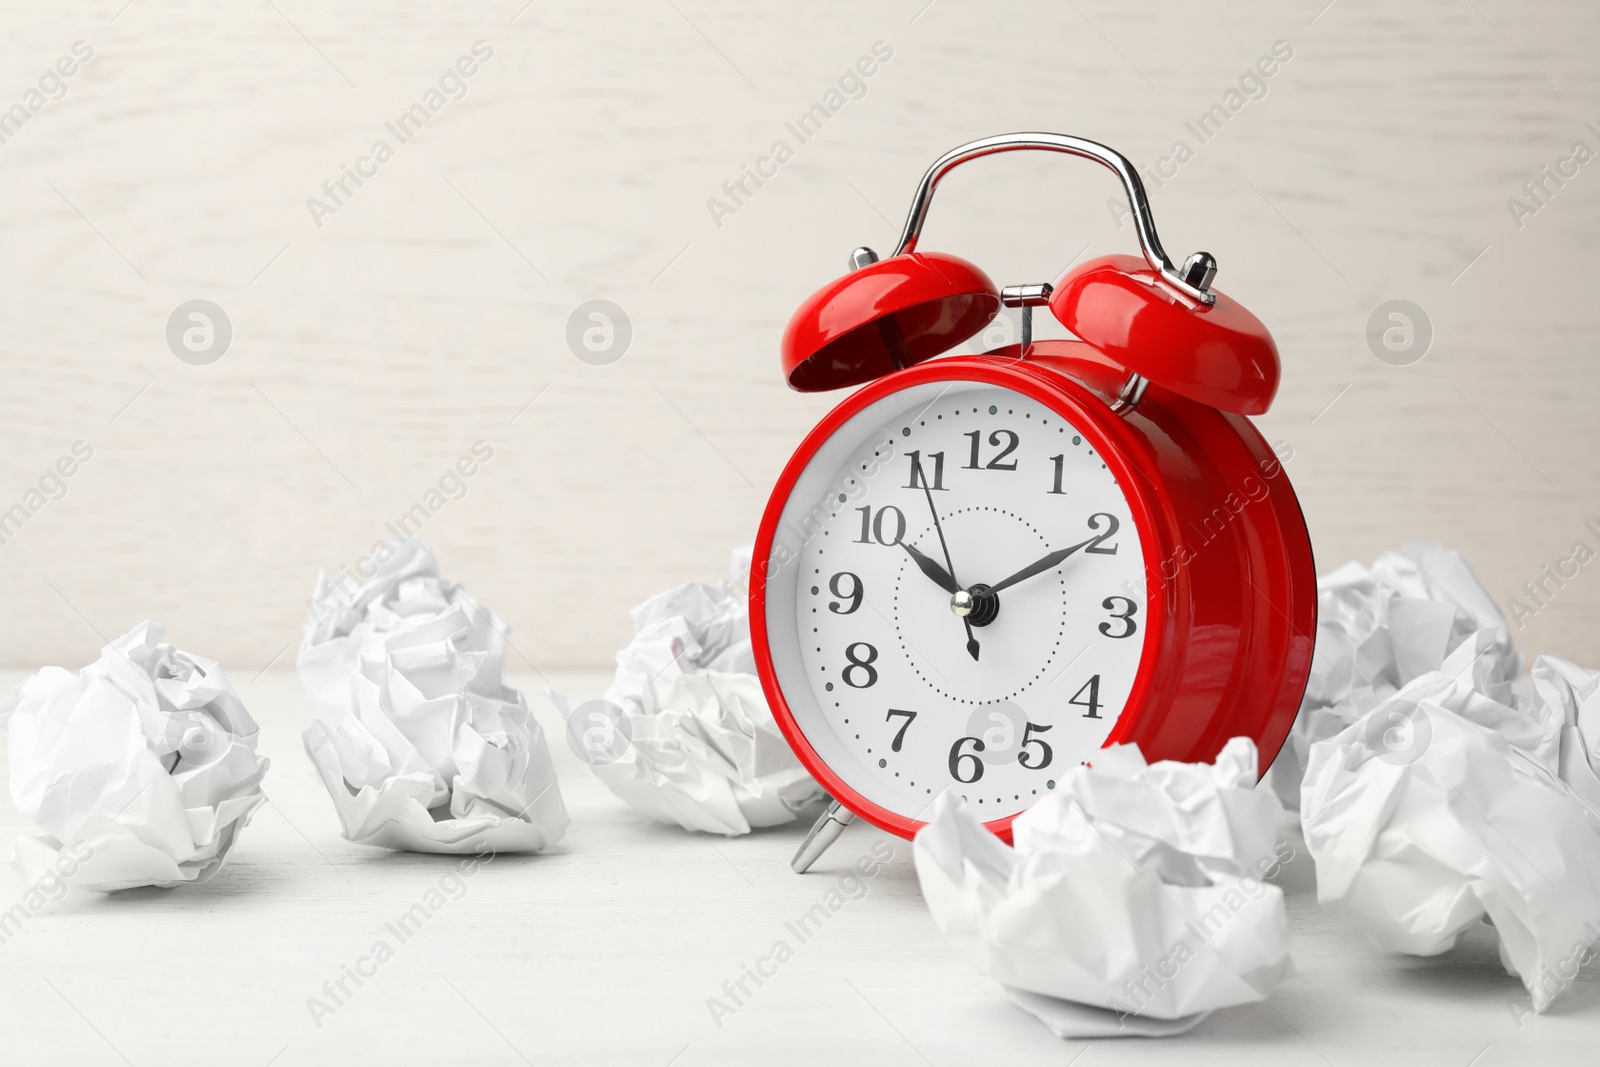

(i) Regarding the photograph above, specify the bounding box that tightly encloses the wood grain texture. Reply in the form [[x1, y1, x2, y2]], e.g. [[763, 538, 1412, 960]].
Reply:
[[0, 671, 1594, 1065], [0, 0, 1597, 670]]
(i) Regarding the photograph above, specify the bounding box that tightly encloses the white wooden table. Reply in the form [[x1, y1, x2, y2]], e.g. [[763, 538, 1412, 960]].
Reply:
[[0, 670, 1595, 1066]]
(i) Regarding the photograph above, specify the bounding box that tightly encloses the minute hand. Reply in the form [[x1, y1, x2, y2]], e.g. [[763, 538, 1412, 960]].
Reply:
[[985, 536, 1097, 595]]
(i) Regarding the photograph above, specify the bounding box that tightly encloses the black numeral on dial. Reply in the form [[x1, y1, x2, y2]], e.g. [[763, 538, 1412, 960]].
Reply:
[[827, 572, 862, 614], [948, 736, 985, 783], [1069, 674, 1103, 718], [1048, 454, 1067, 494], [962, 429, 1019, 471], [885, 709, 917, 752], [1018, 722, 1054, 769], [854, 506, 906, 545], [1099, 597, 1138, 639], [905, 451, 946, 491], [1084, 512, 1120, 554], [842, 642, 879, 688]]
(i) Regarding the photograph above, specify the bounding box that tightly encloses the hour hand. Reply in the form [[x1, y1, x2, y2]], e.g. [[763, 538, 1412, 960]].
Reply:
[[986, 536, 1096, 594], [900, 541, 960, 594]]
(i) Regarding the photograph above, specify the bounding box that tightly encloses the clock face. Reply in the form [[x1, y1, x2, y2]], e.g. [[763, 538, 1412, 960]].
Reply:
[[763, 380, 1148, 826]]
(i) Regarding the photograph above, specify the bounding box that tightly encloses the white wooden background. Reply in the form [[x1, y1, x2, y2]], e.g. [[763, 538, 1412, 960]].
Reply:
[[0, 0, 1597, 671]]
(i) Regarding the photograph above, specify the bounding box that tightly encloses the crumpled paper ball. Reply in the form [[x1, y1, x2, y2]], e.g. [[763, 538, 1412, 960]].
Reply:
[[0, 621, 269, 892], [297, 538, 568, 854], [1302, 655, 1600, 1013], [549, 546, 825, 836], [914, 738, 1294, 1038], [1269, 541, 1520, 808]]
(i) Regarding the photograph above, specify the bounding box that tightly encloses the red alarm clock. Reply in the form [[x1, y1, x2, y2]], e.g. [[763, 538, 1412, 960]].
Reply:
[[748, 133, 1315, 873]]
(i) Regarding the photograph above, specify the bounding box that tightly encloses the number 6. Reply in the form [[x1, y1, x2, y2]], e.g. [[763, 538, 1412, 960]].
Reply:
[[948, 736, 985, 783]]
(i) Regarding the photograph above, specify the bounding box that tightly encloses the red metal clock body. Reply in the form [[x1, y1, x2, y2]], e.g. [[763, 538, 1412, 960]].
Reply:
[[751, 135, 1316, 864]]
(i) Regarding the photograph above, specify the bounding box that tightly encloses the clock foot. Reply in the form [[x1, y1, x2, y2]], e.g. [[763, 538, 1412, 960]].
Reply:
[[791, 800, 857, 874]]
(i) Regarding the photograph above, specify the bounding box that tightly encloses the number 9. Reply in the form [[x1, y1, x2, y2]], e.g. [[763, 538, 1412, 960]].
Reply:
[[828, 571, 863, 614]]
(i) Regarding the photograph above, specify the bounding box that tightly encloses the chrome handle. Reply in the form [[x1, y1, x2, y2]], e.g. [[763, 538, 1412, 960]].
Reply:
[[889, 132, 1217, 306]]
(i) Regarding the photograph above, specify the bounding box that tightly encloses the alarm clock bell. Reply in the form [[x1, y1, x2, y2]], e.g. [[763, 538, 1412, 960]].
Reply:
[[780, 132, 1280, 415]]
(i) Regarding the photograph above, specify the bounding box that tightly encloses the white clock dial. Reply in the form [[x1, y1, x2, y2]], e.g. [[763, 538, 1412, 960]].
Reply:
[[766, 381, 1147, 823]]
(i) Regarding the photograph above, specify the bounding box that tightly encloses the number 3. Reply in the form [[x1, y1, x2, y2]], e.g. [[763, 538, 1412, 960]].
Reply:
[[1099, 596, 1138, 638]]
